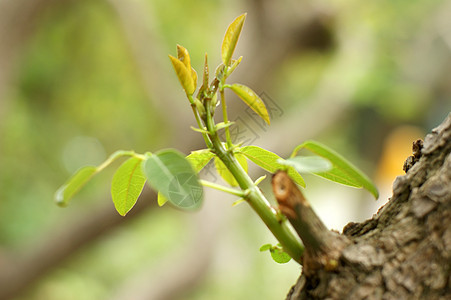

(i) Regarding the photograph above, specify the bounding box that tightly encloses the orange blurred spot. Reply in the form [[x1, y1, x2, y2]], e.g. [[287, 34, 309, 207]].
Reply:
[[375, 126, 424, 201]]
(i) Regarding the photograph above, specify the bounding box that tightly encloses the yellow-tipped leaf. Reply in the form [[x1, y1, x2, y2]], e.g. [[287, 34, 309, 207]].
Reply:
[[221, 13, 246, 66], [169, 55, 196, 95], [176, 44, 191, 70]]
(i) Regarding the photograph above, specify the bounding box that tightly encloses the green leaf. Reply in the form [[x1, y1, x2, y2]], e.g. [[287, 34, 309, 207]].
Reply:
[[270, 247, 292, 264], [239, 146, 305, 187], [55, 150, 140, 207], [193, 98, 206, 118], [259, 244, 272, 252], [292, 140, 379, 199], [226, 56, 243, 76], [169, 55, 195, 95], [226, 84, 270, 125], [315, 168, 363, 188], [215, 63, 226, 79], [221, 13, 246, 66], [176, 45, 197, 88], [259, 243, 292, 264], [186, 149, 215, 172], [279, 156, 332, 174], [214, 153, 247, 187], [157, 192, 168, 207], [111, 157, 146, 216], [55, 166, 97, 206], [215, 121, 235, 131], [143, 149, 203, 210]]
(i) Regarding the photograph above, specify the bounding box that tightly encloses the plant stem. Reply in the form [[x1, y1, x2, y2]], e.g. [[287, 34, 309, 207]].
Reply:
[[220, 89, 233, 149], [200, 180, 245, 197], [204, 103, 304, 264], [97, 150, 137, 171], [188, 94, 213, 148]]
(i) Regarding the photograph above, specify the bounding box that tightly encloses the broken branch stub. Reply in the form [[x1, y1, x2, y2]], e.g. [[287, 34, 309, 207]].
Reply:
[[272, 171, 349, 274]]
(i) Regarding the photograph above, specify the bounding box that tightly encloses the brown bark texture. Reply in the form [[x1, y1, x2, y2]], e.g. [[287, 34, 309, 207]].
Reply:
[[286, 113, 451, 300]]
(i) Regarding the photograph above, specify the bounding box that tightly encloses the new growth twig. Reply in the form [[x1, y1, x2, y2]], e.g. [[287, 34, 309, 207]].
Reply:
[[55, 13, 377, 267]]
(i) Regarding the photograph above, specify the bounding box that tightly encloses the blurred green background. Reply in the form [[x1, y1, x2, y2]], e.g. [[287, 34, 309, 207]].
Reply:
[[0, 0, 450, 299]]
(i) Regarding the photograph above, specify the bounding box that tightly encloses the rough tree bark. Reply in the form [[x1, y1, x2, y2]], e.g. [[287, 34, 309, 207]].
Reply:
[[277, 113, 450, 300]]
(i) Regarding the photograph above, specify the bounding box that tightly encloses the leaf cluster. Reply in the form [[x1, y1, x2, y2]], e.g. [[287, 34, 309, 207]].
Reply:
[[55, 13, 379, 264]]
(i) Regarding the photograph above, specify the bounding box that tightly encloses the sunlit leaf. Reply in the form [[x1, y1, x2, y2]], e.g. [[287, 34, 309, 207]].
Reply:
[[169, 55, 195, 95], [240, 146, 305, 187], [227, 56, 243, 75], [186, 149, 215, 172], [111, 157, 146, 216], [292, 140, 379, 199], [314, 168, 363, 188], [176, 44, 197, 88], [177, 44, 191, 70], [221, 13, 246, 66], [143, 149, 203, 210], [278, 156, 332, 174], [226, 84, 270, 124], [214, 153, 247, 187], [55, 150, 138, 207], [55, 166, 97, 206], [215, 121, 235, 131]]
